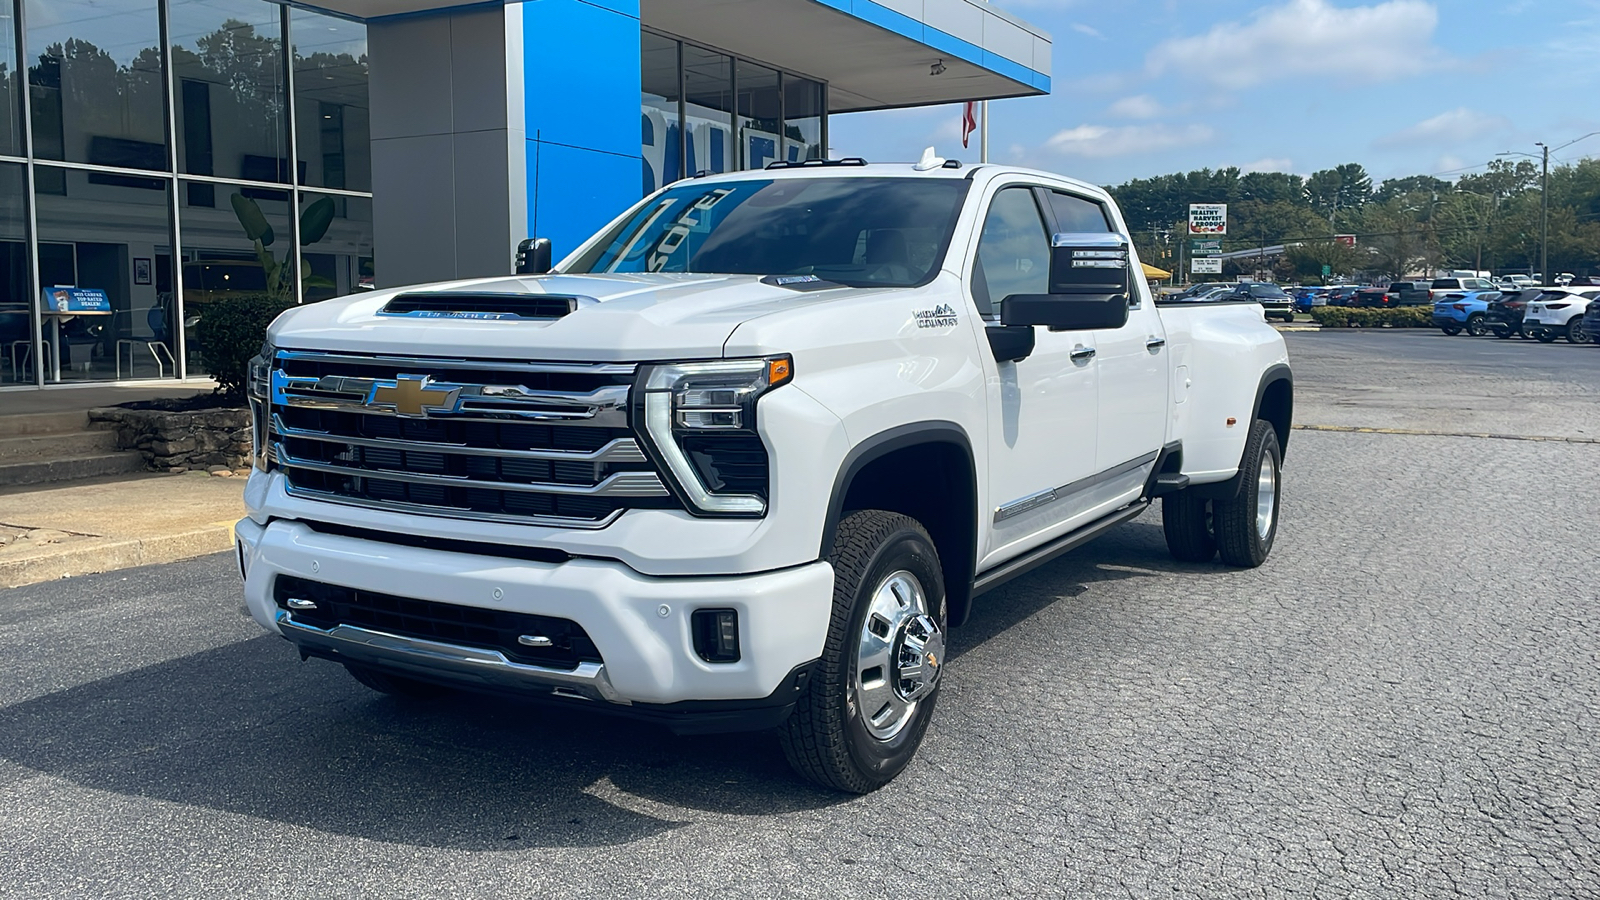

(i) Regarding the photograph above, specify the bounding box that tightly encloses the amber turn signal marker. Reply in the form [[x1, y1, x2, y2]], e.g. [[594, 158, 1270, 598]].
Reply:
[[768, 357, 793, 386], [1226, 417, 1237, 426]]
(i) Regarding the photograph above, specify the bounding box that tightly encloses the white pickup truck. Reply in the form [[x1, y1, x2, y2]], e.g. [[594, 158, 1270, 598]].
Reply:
[[235, 156, 1292, 793]]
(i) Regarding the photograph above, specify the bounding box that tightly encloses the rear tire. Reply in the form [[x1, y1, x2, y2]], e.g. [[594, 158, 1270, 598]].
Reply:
[[345, 664, 451, 699], [1162, 490, 1217, 563], [1465, 313, 1488, 336], [781, 510, 947, 793], [1568, 318, 1589, 344], [1536, 328, 1558, 343], [1214, 419, 1281, 569], [1492, 325, 1513, 339], [1441, 325, 1462, 336]]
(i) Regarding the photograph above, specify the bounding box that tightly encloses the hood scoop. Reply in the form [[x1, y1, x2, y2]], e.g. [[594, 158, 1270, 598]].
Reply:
[[379, 292, 586, 321]]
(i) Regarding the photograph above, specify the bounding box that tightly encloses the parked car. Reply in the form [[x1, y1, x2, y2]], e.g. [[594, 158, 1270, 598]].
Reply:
[[1325, 285, 1365, 307], [232, 160, 1294, 792], [1430, 276, 1497, 300], [1385, 281, 1432, 306], [1352, 287, 1394, 308], [1178, 281, 1232, 298], [1553, 273, 1575, 287], [1523, 287, 1600, 343], [1219, 282, 1295, 322], [1485, 288, 1544, 338], [1432, 290, 1502, 336], [1583, 296, 1600, 344], [1294, 287, 1331, 313]]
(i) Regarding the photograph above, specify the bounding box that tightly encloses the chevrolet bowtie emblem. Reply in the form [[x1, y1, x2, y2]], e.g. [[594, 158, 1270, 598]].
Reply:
[[368, 375, 459, 417]]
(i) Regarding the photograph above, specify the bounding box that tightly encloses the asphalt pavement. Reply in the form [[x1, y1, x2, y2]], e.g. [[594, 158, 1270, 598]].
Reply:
[[2, 333, 1598, 898]]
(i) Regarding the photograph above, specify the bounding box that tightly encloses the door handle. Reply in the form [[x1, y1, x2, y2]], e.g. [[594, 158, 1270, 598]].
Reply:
[[1145, 336, 1166, 350], [1070, 345, 1096, 361]]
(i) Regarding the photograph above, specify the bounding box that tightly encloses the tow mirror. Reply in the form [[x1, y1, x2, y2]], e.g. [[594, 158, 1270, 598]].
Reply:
[[515, 237, 553, 275], [1000, 233, 1131, 331]]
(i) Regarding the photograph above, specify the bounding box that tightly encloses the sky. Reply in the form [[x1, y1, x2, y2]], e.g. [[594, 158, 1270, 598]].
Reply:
[[830, 0, 1600, 188]]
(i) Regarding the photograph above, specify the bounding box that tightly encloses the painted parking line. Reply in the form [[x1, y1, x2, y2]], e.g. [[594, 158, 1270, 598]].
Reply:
[[1294, 424, 1600, 444]]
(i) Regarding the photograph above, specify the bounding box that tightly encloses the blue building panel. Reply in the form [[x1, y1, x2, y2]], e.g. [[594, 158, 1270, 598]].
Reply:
[[521, 0, 641, 158], [528, 140, 641, 260]]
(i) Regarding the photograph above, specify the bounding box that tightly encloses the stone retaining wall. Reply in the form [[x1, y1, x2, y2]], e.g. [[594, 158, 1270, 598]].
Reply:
[[89, 407, 253, 472]]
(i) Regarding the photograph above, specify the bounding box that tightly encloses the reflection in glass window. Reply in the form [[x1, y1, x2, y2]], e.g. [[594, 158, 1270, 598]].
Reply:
[[0, 2, 20, 158], [568, 177, 968, 288], [973, 187, 1050, 316], [783, 76, 823, 163], [736, 60, 779, 171], [170, 0, 286, 186], [0, 164, 31, 384], [179, 180, 294, 376], [34, 167, 175, 382], [1047, 190, 1112, 234], [300, 192, 372, 301], [25, 0, 166, 171], [641, 33, 679, 194], [292, 10, 369, 191], [682, 44, 731, 176]]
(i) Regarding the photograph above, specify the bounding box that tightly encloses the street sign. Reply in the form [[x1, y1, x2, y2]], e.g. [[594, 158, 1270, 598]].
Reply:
[[1192, 257, 1223, 274], [1188, 203, 1227, 236], [1190, 238, 1223, 257], [1321, 265, 1332, 277]]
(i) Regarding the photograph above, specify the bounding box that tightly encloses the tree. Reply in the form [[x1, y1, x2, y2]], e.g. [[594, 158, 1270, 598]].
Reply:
[[1306, 163, 1373, 230], [1373, 175, 1451, 204]]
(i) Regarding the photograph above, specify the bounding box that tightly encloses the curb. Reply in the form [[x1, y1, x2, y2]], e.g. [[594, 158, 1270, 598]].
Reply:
[[0, 521, 236, 590]]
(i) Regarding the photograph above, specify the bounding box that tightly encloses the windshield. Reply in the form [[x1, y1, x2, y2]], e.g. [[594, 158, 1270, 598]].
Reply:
[[1248, 285, 1289, 299], [564, 177, 970, 288]]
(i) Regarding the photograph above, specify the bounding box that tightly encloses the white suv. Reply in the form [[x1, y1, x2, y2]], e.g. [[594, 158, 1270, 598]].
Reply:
[[1430, 277, 1496, 299], [1523, 287, 1600, 343]]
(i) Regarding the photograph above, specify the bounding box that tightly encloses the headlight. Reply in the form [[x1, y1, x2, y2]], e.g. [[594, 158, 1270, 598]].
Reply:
[[247, 341, 276, 471], [637, 356, 792, 515]]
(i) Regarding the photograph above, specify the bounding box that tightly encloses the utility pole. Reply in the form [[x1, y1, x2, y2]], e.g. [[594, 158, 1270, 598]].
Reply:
[[1537, 141, 1549, 282]]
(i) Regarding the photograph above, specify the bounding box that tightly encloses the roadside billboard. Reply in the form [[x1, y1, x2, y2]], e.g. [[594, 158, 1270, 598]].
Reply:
[[1190, 238, 1223, 257], [1191, 257, 1223, 274], [1188, 203, 1227, 235]]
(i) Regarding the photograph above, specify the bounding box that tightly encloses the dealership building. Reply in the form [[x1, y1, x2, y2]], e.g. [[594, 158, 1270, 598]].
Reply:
[[0, 0, 1049, 392]]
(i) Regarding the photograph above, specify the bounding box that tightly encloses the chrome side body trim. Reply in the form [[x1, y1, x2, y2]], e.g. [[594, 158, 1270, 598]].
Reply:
[[275, 610, 629, 704], [993, 450, 1160, 524]]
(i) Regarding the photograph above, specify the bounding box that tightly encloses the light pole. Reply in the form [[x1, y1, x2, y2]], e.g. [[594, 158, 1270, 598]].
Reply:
[[1499, 131, 1600, 282]]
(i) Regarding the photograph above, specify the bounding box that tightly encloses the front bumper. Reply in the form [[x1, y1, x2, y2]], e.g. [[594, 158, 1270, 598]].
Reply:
[[235, 517, 834, 726]]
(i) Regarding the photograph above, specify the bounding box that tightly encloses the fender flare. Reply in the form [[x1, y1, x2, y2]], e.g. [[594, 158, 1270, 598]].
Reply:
[[1192, 364, 1293, 501], [818, 421, 980, 626]]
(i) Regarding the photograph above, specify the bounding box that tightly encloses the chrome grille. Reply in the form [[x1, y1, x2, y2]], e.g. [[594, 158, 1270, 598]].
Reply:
[[269, 351, 672, 527]]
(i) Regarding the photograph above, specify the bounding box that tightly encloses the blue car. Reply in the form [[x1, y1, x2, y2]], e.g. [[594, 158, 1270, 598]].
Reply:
[[1432, 290, 1503, 336]]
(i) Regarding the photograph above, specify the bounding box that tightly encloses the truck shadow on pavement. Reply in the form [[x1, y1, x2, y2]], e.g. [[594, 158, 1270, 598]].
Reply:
[[0, 517, 1231, 850]]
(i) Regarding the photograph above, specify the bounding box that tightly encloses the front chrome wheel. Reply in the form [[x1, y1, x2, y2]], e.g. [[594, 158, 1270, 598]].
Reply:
[[854, 570, 943, 742]]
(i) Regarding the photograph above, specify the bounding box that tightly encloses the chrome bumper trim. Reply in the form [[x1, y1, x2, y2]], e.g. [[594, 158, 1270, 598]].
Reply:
[[275, 609, 629, 704]]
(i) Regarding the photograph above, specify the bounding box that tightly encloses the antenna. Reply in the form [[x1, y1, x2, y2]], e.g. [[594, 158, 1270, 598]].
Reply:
[[913, 147, 946, 171]]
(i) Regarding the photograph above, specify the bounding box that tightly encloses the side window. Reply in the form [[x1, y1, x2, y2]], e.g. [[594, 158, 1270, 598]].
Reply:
[[971, 187, 1050, 317], [1046, 190, 1114, 234]]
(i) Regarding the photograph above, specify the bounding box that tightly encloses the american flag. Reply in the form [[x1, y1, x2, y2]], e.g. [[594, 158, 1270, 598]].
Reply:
[[961, 102, 977, 149]]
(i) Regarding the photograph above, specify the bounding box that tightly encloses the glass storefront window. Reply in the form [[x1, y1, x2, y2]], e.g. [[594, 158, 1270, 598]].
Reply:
[[293, 10, 370, 192], [641, 33, 679, 193], [170, 0, 287, 186], [736, 60, 779, 170], [1, 1, 21, 158], [682, 43, 731, 176], [783, 76, 824, 163], [179, 180, 294, 377], [25, 0, 166, 172], [33, 164, 174, 382], [300, 191, 372, 302], [0, 164, 30, 385]]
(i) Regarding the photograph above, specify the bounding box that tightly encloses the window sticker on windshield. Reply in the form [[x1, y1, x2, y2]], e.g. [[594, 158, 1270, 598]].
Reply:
[[647, 188, 734, 272]]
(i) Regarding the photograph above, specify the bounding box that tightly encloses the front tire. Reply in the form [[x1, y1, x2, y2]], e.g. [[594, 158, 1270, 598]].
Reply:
[[1162, 490, 1217, 563], [781, 510, 947, 793], [1214, 419, 1282, 569], [1465, 313, 1488, 336]]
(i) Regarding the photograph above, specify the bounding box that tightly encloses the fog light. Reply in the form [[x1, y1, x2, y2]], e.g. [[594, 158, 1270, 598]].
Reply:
[[691, 609, 740, 663]]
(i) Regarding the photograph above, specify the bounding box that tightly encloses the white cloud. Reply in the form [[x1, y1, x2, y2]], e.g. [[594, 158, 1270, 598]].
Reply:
[[1108, 94, 1163, 119], [1046, 123, 1215, 158], [1374, 108, 1512, 148], [1241, 157, 1295, 174], [1146, 0, 1441, 90], [1072, 22, 1106, 40]]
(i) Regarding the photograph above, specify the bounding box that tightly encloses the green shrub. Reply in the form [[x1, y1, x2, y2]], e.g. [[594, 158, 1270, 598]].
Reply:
[[196, 294, 295, 398], [1309, 305, 1433, 328]]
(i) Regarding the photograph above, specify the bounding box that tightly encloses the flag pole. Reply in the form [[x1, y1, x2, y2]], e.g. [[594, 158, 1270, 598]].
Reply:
[[980, 100, 989, 163]]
